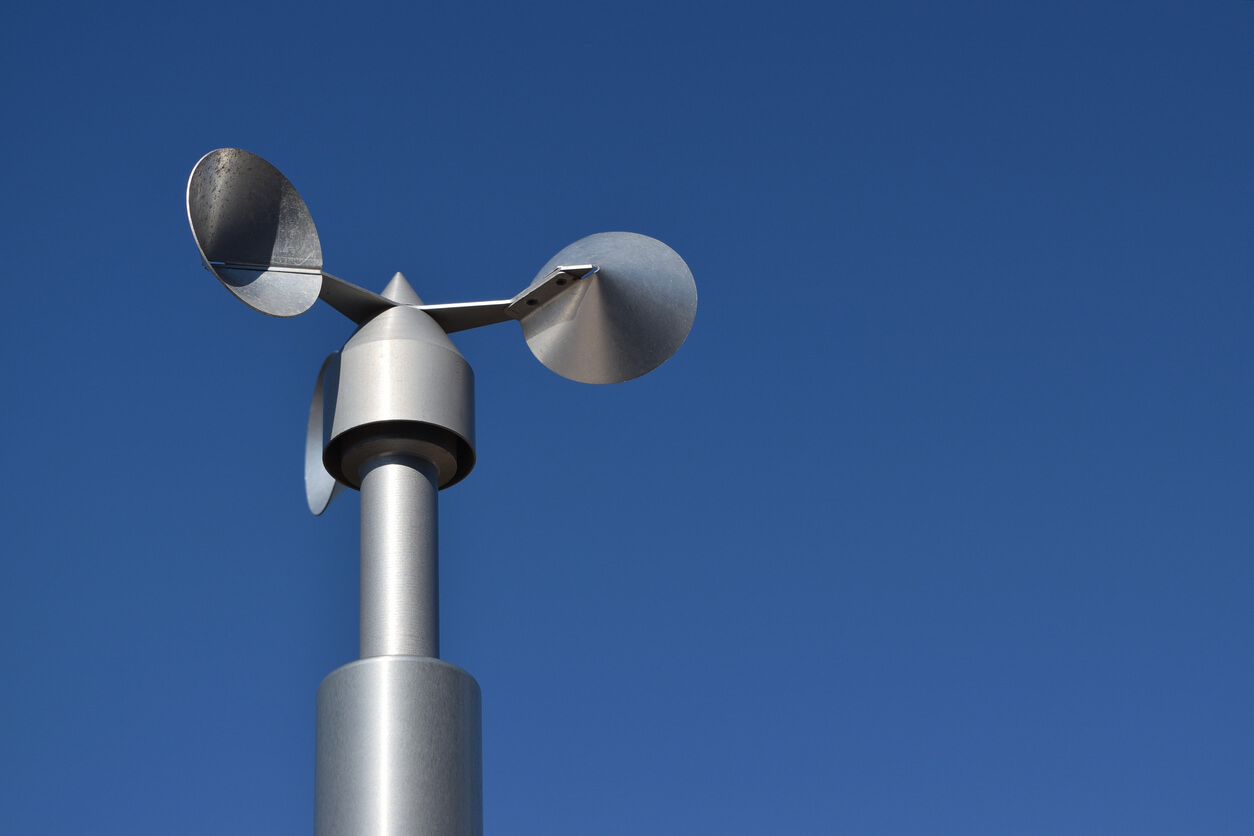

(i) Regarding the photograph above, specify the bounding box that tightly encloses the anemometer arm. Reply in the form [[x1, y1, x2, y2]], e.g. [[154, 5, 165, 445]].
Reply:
[[415, 299, 514, 333], [319, 272, 398, 324], [418, 265, 597, 333], [318, 265, 599, 331]]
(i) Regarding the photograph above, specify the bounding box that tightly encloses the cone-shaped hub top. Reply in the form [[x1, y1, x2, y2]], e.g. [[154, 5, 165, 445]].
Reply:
[[382, 272, 424, 305]]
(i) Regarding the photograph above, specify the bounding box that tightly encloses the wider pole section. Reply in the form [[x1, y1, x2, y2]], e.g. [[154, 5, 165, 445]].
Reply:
[[359, 453, 440, 658]]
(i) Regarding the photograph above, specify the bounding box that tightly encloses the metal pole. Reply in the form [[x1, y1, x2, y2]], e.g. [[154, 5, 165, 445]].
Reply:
[[316, 448, 481, 836], [360, 454, 440, 658], [314, 304, 482, 836]]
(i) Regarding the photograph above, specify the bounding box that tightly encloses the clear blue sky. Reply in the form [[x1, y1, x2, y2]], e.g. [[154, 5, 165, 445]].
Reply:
[[2, 2, 1251, 834]]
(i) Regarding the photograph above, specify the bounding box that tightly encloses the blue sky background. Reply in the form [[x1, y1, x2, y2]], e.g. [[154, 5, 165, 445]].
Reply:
[[1, 1, 1251, 833]]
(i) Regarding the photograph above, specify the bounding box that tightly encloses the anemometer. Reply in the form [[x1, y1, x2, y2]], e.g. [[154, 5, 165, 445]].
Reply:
[[188, 148, 696, 835]]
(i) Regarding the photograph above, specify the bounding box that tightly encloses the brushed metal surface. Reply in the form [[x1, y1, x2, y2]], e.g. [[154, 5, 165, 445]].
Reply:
[[324, 304, 476, 489], [186, 148, 323, 317], [520, 232, 697, 384], [316, 657, 482, 836], [320, 271, 399, 324], [360, 455, 440, 659], [306, 352, 345, 516], [187, 152, 697, 836]]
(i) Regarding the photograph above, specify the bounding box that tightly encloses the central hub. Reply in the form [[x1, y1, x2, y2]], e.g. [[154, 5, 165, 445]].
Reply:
[[321, 304, 476, 490]]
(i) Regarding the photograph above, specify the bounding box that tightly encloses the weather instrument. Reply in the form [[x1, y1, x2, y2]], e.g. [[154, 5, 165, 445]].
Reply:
[[187, 148, 696, 836]]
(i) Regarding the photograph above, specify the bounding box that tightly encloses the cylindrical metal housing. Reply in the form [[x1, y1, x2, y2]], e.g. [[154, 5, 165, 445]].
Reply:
[[324, 305, 476, 489], [315, 656, 483, 836], [360, 454, 440, 658]]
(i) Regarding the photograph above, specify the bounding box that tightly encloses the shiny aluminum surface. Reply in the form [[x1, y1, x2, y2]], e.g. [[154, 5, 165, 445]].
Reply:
[[520, 232, 697, 383], [323, 302, 475, 489], [305, 353, 345, 516], [308, 273, 479, 516], [187, 151, 697, 836], [360, 455, 440, 659], [187, 148, 324, 317], [316, 656, 482, 836], [320, 271, 398, 324]]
